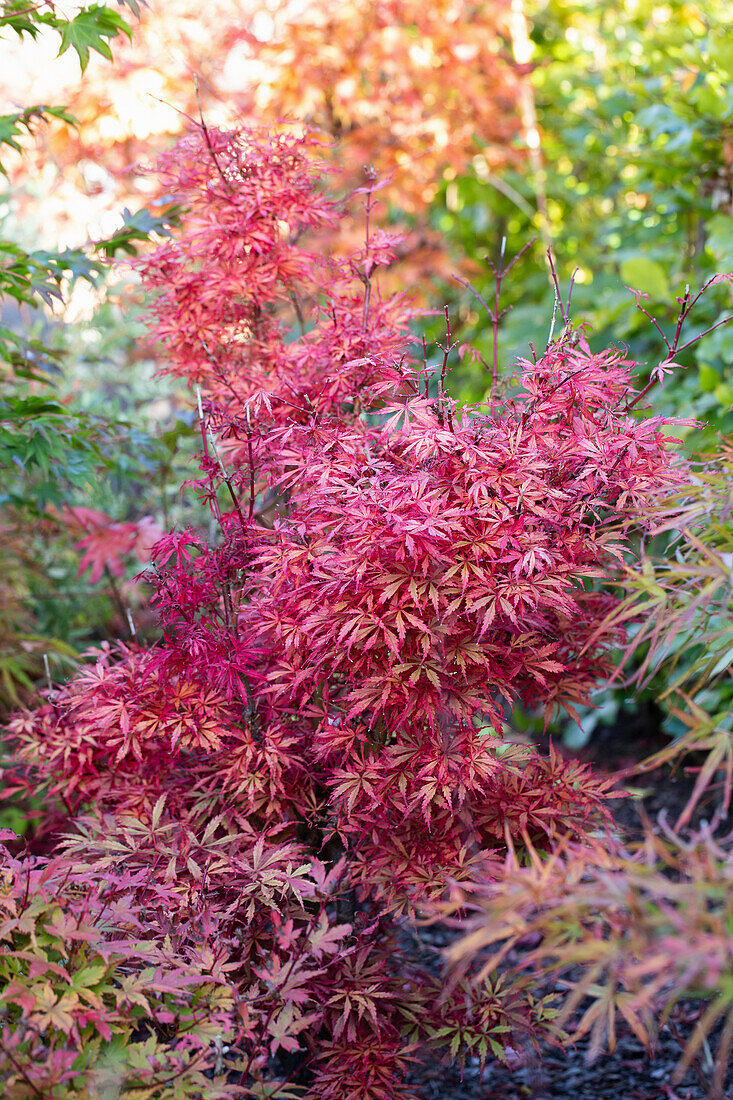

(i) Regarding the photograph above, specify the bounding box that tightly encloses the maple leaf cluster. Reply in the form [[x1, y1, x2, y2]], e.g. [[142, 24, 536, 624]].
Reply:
[[0, 825, 236, 1097], [3, 127, 688, 1097], [445, 829, 733, 1099], [60, 504, 164, 583]]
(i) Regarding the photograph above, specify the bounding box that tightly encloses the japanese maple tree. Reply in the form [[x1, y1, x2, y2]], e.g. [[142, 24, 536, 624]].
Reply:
[[4, 125, 691, 1097]]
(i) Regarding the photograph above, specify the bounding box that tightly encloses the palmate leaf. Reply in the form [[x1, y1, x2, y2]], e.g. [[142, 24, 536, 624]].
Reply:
[[0, 218, 178, 332], [1, 3, 139, 71], [0, 328, 63, 379], [0, 106, 77, 175], [56, 5, 132, 73], [0, 241, 102, 309], [0, 394, 68, 422], [0, 1, 55, 38], [93, 204, 183, 258]]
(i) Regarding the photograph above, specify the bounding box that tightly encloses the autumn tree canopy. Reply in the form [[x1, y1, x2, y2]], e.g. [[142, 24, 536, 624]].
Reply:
[[4, 0, 524, 258]]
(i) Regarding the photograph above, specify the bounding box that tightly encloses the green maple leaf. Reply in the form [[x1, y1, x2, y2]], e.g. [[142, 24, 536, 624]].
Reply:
[[0, 106, 77, 175], [56, 5, 132, 73]]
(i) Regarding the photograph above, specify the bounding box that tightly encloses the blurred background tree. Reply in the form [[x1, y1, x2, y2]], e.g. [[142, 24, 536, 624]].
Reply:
[[3, 0, 523, 287]]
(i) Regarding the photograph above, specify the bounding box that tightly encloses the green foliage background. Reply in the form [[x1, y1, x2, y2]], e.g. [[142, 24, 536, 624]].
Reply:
[[429, 0, 733, 450]]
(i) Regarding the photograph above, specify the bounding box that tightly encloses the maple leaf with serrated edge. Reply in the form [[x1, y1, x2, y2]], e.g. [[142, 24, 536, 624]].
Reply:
[[56, 5, 132, 72]]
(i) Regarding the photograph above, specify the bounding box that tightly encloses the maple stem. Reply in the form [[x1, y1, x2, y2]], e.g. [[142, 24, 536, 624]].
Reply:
[[492, 236, 506, 399], [224, 477, 247, 530], [565, 266, 579, 316], [670, 283, 691, 349], [221, 580, 233, 628], [422, 335, 430, 398], [0, 1035, 45, 1099], [625, 282, 733, 411], [435, 307, 459, 428], [624, 284, 690, 411], [197, 383, 248, 529], [439, 305, 452, 396], [103, 564, 127, 626], [247, 434, 256, 523], [194, 74, 235, 199], [453, 236, 534, 408], [624, 377, 654, 412], [361, 185, 374, 331], [20, 850, 32, 912], [0, 4, 45, 18], [545, 248, 567, 339], [362, 277, 372, 333], [244, 678, 261, 742], [674, 312, 733, 355], [195, 385, 209, 459]]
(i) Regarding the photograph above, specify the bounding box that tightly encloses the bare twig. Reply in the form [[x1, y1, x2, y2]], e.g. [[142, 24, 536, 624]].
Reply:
[[194, 74, 233, 196], [438, 305, 459, 397], [626, 278, 733, 411], [453, 235, 535, 407], [195, 385, 247, 529], [566, 266, 580, 317], [422, 335, 430, 399], [546, 248, 568, 330], [360, 177, 376, 331]]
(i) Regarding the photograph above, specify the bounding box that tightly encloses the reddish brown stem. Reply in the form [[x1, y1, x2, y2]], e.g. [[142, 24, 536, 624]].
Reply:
[[361, 186, 374, 332], [439, 305, 456, 396], [546, 248, 567, 324], [453, 236, 535, 407], [194, 75, 234, 198], [247, 435, 256, 523], [625, 278, 733, 411]]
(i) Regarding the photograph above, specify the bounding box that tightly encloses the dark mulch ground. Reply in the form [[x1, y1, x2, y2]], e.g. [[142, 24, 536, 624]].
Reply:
[[407, 711, 732, 1100], [410, 1024, 720, 1100]]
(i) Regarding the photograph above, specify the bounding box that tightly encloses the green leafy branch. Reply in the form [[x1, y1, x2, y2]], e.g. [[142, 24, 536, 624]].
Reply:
[[1, 1, 139, 72]]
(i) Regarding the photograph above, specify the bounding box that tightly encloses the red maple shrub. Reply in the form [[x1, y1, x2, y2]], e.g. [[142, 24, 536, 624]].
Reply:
[[3, 126, 689, 1097]]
